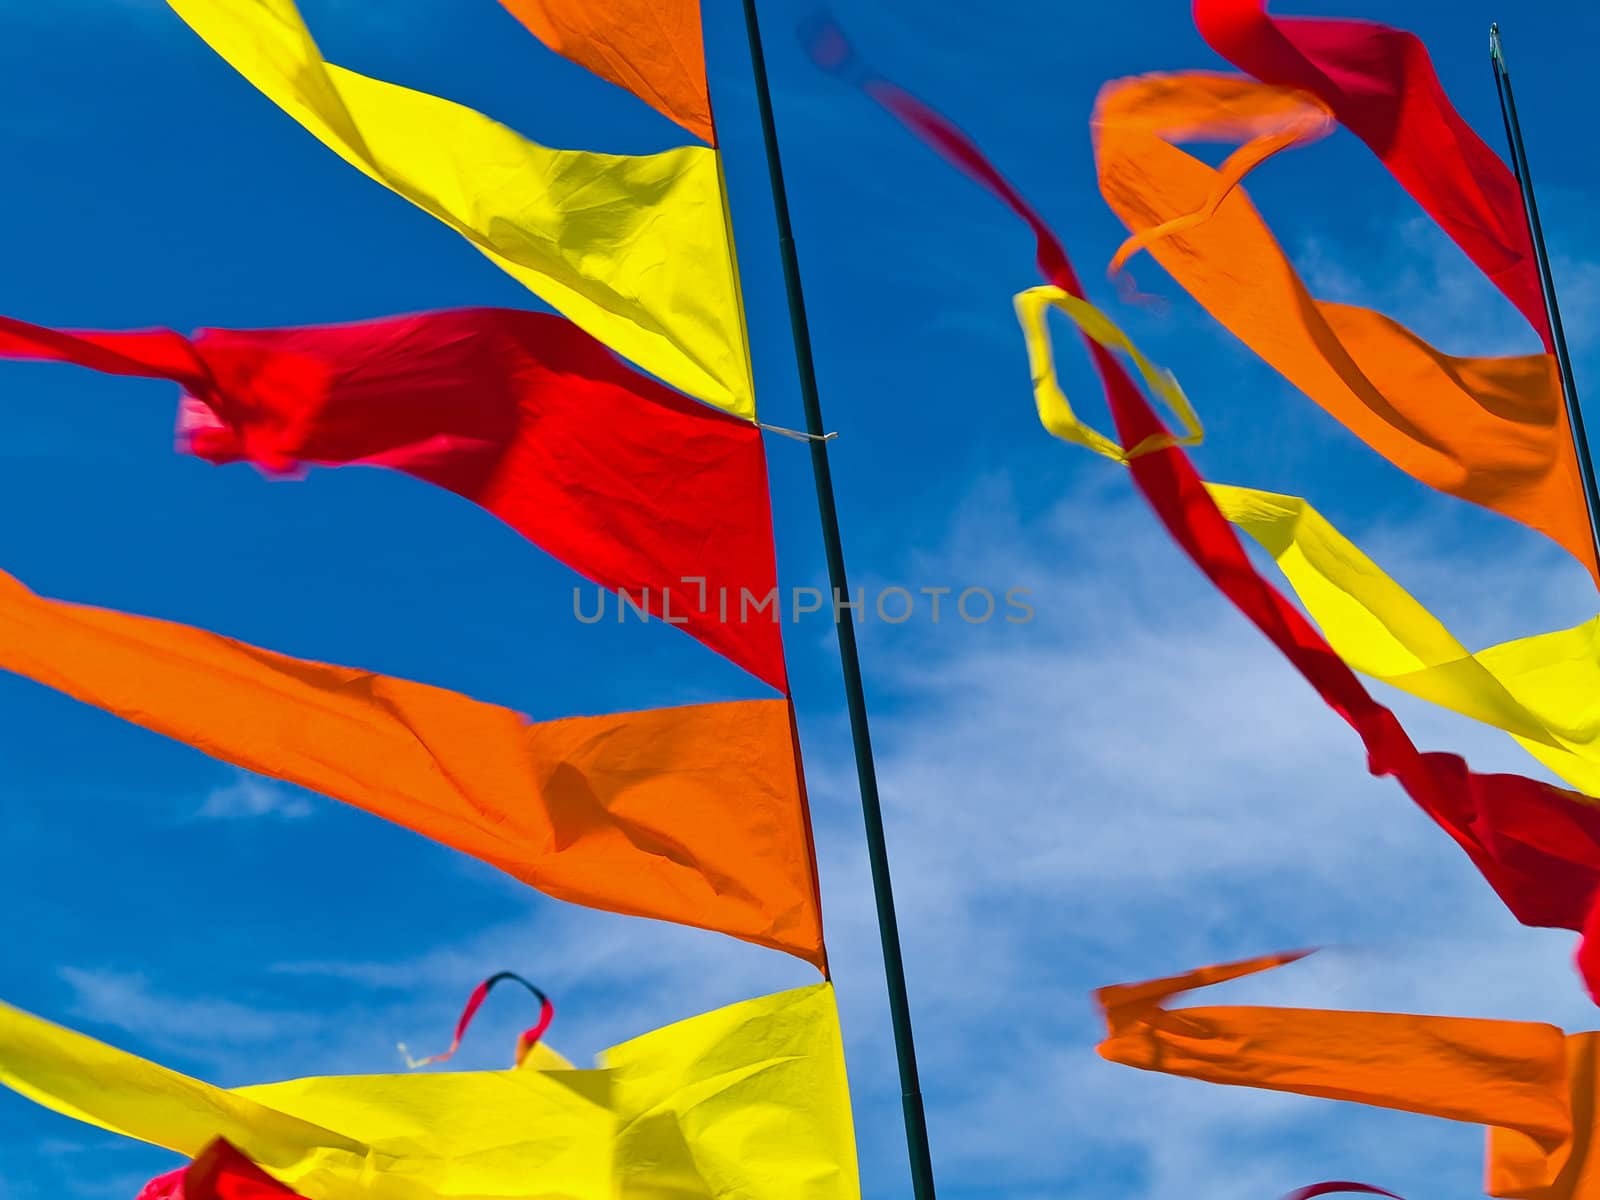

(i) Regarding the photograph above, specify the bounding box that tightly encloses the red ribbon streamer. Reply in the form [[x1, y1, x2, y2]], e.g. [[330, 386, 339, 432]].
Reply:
[[404, 971, 555, 1069], [1191, 0, 1547, 347], [1285, 1185, 1406, 1200]]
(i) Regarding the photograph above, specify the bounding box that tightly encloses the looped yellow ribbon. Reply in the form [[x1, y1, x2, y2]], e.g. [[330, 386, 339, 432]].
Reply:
[[1013, 284, 1203, 463]]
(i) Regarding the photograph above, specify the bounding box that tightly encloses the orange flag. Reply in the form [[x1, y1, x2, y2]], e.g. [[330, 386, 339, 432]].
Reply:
[[496, 0, 714, 143], [1094, 73, 1597, 587], [0, 567, 825, 969], [1097, 952, 1600, 1199]]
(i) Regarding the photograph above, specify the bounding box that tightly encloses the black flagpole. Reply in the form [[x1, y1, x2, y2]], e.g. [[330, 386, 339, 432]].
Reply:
[[1490, 23, 1600, 571], [736, 2, 938, 1197]]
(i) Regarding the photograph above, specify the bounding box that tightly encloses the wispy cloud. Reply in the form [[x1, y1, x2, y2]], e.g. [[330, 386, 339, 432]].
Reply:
[[58, 967, 311, 1051], [1296, 214, 1548, 357], [195, 774, 316, 822], [1290, 204, 1600, 375]]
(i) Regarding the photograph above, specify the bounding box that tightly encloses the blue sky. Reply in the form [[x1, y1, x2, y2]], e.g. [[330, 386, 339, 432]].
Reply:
[[5, 0, 1600, 1196]]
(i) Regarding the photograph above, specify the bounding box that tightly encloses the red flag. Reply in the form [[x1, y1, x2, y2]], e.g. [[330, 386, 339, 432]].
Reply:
[[0, 308, 786, 691], [136, 1140, 306, 1200]]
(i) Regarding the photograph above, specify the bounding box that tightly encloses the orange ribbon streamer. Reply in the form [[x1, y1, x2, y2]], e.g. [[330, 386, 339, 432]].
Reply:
[[1098, 952, 1600, 1200], [0, 568, 825, 969], [1093, 72, 1596, 587]]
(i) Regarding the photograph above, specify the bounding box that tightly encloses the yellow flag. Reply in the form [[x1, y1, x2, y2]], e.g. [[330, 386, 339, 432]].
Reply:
[[0, 982, 860, 1199], [605, 982, 861, 1198], [0, 999, 375, 1186], [165, 0, 755, 417]]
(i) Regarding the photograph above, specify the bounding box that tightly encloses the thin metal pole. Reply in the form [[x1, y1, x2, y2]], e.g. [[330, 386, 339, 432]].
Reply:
[[736, 2, 937, 1197], [1490, 23, 1600, 571]]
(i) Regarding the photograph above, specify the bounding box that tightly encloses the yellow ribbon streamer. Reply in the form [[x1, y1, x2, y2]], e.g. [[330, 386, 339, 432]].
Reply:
[[1012, 282, 1600, 797], [1209, 482, 1600, 799], [165, 0, 755, 417], [0, 982, 859, 1199], [1013, 284, 1203, 463]]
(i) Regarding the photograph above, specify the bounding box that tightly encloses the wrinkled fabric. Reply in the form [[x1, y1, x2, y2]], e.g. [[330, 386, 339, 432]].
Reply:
[[0, 568, 824, 968], [0, 984, 858, 1200], [164, 0, 752, 416], [602, 983, 860, 1200], [1097, 952, 1600, 1200], [1093, 73, 1595, 586], [0, 308, 786, 691], [1192, 0, 1547, 339], [1210, 483, 1600, 798], [811, 43, 1600, 998], [496, 0, 713, 143]]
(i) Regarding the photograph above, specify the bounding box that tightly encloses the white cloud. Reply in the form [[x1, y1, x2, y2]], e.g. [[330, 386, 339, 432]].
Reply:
[[195, 774, 316, 822]]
